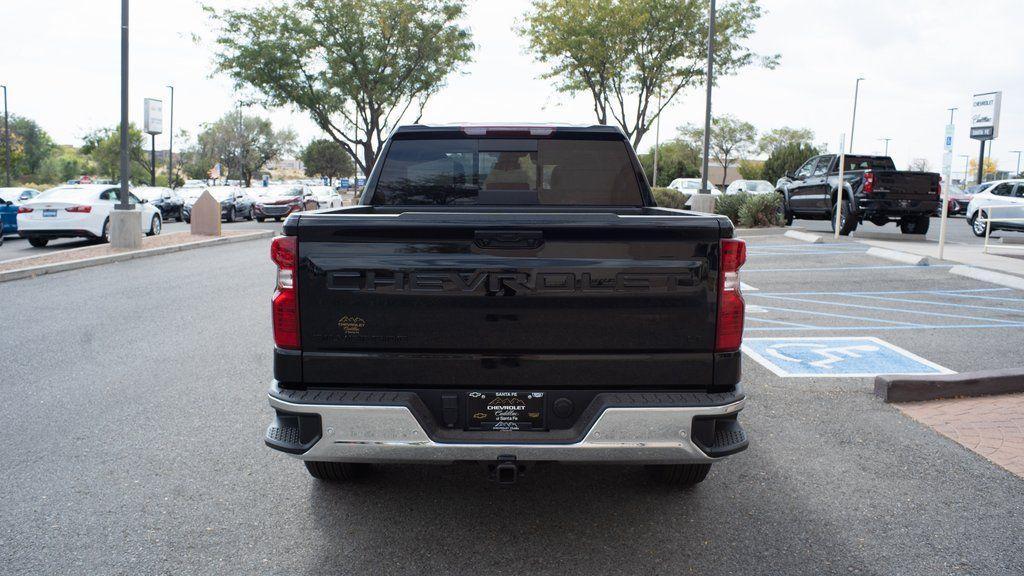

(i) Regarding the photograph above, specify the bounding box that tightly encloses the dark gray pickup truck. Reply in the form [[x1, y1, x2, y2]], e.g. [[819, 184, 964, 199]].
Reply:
[[777, 154, 942, 235], [265, 124, 748, 486]]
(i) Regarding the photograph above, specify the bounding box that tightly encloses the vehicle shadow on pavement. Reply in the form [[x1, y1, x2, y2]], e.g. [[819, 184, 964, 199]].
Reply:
[[299, 460, 861, 575]]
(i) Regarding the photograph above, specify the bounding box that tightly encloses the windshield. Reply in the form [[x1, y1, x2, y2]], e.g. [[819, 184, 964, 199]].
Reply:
[[748, 181, 774, 192], [261, 186, 303, 198], [372, 138, 642, 206], [843, 156, 896, 171], [133, 187, 166, 200], [0, 188, 26, 202], [33, 187, 102, 204]]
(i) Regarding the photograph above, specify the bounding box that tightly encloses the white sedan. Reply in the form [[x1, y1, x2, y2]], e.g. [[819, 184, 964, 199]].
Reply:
[[668, 178, 721, 195], [303, 185, 343, 209], [17, 184, 162, 247], [725, 179, 775, 195]]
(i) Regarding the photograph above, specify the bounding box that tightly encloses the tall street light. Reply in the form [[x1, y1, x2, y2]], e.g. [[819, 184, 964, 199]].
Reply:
[[118, 0, 130, 210], [849, 77, 864, 152], [167, 85, 174, 187], [1011, 150, 1022, 177], [879, 137, 891, 156], [699, 0, 716, 196], [2, 84, 9, 187]]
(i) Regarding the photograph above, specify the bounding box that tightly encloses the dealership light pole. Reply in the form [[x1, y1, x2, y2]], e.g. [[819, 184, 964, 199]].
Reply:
[[849, 77, 864, 152], [959, 154, 969, 185], [879, 137, 891, 156], [2, 84, 9, 187], [167, 85, 174, 187], [699, 0, 716, 197], [1011, 150, 1022, 177]]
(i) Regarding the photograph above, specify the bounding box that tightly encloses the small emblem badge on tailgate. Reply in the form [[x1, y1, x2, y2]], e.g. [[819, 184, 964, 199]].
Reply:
[[338, 315, 366, 334]]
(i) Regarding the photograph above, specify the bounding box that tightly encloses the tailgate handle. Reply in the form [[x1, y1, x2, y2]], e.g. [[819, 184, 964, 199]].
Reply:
[[474, 230, 544, 249]]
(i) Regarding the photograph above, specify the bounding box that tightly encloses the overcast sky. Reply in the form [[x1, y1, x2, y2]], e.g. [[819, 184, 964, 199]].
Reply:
[[3, 0, 1022, 179]]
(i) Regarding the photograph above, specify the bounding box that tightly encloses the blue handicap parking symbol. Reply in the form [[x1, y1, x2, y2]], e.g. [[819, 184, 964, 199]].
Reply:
[[742, 337, 953, 378]]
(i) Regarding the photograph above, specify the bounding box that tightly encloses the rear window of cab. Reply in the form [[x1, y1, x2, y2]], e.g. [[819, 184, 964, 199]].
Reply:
[[371, 138, 643, 206]]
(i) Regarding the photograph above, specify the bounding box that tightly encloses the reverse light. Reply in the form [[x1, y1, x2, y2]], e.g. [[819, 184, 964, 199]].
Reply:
[[862, 172, 874, 194], [17, 206, 33, 214], [65, 205, 92, 213], [271, 236, 300, 349], [715, 239, 747, 353]]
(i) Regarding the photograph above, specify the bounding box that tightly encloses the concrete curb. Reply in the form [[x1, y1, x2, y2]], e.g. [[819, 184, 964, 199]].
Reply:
[[866, 247, 929, 266], [875, 368, 1024, 403], [784, 230, 824, 244], [734, 227, 789, 238], [851, 231, 927, 242], [0, 231, 274, 284], [949, 265, 1024, 291]]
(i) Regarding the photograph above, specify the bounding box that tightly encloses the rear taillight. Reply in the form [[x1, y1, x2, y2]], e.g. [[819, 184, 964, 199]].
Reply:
[[65, 205, 92, 213], [715, 239, 747, 353], [271, 236, 300, 349], [862, 172, 874, 194], [17, 206, 33, 214]]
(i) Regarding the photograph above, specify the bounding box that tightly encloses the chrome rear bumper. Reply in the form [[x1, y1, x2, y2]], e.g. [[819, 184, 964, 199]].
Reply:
[[267, 393, 746, 464]]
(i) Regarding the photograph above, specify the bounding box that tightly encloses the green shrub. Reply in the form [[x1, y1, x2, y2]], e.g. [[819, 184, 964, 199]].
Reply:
[[738, 193, 782, 228], [714, 192, 748, 224], [651, 187, 690, 209]]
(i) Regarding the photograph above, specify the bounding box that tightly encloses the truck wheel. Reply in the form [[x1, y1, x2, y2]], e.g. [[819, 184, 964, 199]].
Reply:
[[28, 237, 49, 248], [899, 215, 930, 235], [830, 200, 857, 236], [646, 463, 711, 487], [777, 193, 793, 226], [304, 461, 367, 482]]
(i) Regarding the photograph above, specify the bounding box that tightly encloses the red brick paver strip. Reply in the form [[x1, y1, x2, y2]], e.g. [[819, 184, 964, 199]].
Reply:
[[897, 393, 1024, 478]]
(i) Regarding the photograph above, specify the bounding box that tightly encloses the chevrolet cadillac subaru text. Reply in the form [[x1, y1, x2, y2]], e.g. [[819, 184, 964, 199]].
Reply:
[[265, 125, 748, 486]]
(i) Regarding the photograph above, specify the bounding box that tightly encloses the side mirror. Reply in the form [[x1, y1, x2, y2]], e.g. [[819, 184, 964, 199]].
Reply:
[[139, 198, 148, 204]]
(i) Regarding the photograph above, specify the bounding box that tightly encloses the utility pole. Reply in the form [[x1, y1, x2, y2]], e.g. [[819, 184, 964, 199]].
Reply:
[[849, 77, 864, 151], [879, 137, 891, 156], [1011, 150, 1022, 177], [2, 84, 9, 187], [118, 0, 130, 209], [699, 0, 716, 196], [167, 85, 174, 187]]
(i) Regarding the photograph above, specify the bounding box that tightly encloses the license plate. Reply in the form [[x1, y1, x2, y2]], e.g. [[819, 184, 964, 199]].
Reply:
[[466, 391, 545, 431], [43, 209, 57, 217]]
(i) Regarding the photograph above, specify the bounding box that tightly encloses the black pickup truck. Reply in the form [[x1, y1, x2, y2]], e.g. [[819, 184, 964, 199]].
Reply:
[[265, 124, 748, 486], [777, 154, 942, 235]]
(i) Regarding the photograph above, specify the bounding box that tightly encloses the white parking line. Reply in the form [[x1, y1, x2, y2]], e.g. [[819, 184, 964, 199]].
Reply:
[[748, 294, 1024, 325]]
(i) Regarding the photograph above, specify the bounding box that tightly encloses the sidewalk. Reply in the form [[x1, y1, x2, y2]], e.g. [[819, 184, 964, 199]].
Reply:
[[857, 237, 1024, 278], [897, 394, 1024, 479]]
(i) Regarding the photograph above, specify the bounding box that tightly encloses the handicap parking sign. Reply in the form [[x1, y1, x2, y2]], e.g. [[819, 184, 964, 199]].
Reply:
[[742, 337, 953, 378]]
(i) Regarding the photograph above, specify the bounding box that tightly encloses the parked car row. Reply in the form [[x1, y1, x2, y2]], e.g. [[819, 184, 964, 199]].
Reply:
[[15, 184, 163, 247]]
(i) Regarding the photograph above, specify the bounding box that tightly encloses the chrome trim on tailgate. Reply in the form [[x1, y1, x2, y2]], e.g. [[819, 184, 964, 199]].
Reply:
[[268, 395, 745, 464]]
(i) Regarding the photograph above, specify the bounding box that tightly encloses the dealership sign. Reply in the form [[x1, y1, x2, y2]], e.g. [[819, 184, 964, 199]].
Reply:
[[970, 91, 1001, 140], [144, 98, 163, 135]]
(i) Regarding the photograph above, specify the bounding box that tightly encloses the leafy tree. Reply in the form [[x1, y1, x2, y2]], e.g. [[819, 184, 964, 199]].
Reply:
[[193, 110, 296, 187], [519, 0, 776, 148], [3, 115, 56, 179], [301, 139, 354, 184], [81, 124, 153, 183], [38, 146, 94, 184], [207, 0, 474, 176], [640, 139, 701, 185], [737, 159, 764, 180], [968, 157, 998, 182], [761, 141, 819, 186], [757, 126, 814, 155], [679, 115, 757, 187]]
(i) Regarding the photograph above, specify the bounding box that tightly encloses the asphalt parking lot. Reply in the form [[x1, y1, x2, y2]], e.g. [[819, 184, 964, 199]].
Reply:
[[2, 234, 1023, 575]]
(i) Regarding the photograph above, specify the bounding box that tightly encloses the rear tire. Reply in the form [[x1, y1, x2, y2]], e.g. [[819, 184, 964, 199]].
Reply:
[[900, 215, 930, 235], [256, 217, 266, 223], [226, 207, 235, 223], [28, 237, 49, 248], [778, 193, 794, 226], [830, 200, 858, 236], [647, 463, 711, 487], [147, 215, 161, 236], [304, 461, 367, 482]]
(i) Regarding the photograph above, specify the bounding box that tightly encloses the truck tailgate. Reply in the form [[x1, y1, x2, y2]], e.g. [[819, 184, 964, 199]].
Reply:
[[293, 210, 724, 387], [872, 170, 940, 198]]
